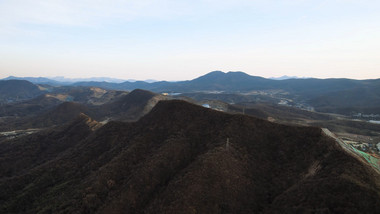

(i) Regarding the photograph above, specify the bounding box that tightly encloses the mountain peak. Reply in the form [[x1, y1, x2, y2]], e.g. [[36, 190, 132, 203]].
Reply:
[[191, 70, 225, 80], [128, 88, 156, 97], [144, 99, 211, 117], [112, 89, 157, 107], [226, 71, 253, 77], [193, 71, 267, 81], [208, 70, 225, 75], [186, 71, 271, 92]]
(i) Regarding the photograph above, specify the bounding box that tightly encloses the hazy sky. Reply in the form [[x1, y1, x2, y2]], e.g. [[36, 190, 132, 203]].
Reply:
[[0, 0, 379, 81]]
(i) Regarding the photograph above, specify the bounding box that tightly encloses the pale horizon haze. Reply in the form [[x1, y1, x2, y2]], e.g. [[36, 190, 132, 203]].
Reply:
[[0, 0, 379, 81]]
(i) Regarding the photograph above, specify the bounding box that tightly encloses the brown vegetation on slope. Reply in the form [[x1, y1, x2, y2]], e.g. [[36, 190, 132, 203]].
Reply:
[[0, 100, 380, 213], [0, 113, 100, 178]]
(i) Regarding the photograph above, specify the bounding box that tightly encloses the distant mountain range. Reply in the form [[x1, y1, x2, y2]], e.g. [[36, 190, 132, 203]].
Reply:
[[4, 71, 379, 93], [3, 76, 158, 85], [54, 71, 380, 114], [2, 71, 380, 115], [48, 76, 129, 83], [3, 76, 67, 86]]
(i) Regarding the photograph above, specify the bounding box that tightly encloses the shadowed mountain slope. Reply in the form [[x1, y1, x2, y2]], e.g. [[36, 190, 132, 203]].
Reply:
[[0, 80, 43, 103], [0, 102, 93, 131], [38, 102, 93, 126], [0, 113, 100, 178], [0, 95, 62, 117], [1, 100, 379, 213], [50, 86, 128, 105], [99, 89, 166, 121], [0, 85, 129, 120], [0, 89, 165, 131], [0, 86, 128, 118], [310, 83, 380, 114], [231, 102, 333, 122]]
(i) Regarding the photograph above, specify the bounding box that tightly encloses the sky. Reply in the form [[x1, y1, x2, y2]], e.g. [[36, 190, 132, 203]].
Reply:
[[0, 0, 379, 81]]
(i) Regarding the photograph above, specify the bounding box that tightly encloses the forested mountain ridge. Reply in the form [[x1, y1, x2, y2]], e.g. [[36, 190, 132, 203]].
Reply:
[[1, 100, 379, 213]]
